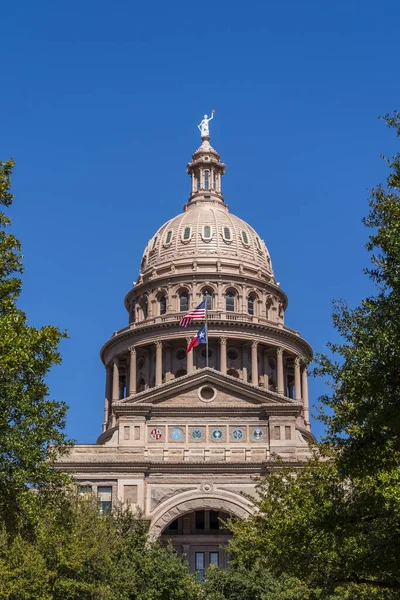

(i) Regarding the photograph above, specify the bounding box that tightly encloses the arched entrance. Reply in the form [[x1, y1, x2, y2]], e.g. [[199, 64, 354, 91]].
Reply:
[[150, 493, 255, 575], [161, 508, 231, 573]]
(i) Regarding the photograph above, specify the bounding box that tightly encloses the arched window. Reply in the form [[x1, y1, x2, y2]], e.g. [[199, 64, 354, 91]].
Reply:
[[226, 291, 235, 312], [159, 295, 167, 315], [248, 295, 255, 316], [140, 297, 148, 320], [202, 289, 214, 310], [197, 176, 200, 191], [152, 236, 158, 250], [179, 291, 189, 312], [266, 296, 273, 319], [204, 170, 210, 190], [164, 230, 172, 246]]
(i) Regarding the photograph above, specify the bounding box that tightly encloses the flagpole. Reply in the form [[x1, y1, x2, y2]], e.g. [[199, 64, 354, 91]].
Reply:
[[204, 292, 209, 368]]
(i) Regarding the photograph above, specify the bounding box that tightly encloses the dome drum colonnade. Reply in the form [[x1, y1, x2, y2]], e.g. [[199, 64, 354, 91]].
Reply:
[[100, 132, 312, 433]]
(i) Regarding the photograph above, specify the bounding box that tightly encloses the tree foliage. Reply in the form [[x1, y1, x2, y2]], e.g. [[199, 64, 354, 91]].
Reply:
[[0, 159, 72, 535], [227, 112, 400, 599], [0, 493, 200, 600], [315, 111, 400, 476]]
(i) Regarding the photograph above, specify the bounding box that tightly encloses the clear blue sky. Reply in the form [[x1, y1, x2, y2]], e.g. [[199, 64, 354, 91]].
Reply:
[[1, 0, 399, 442]]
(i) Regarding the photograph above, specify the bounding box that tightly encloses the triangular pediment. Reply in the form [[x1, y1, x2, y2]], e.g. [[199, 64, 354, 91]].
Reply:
[[114, 368, 300, 412]]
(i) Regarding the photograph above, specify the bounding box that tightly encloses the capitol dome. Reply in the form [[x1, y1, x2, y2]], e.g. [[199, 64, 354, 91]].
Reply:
[[140, 201, 273, 278], [136, 137, 274, 288]]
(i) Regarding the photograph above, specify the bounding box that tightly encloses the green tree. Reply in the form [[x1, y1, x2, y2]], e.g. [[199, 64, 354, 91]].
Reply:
[[227, 112, 400, 598], [0, 159, 71, 535], [315, 111, 400, 477], [0, 494, 201, 600]]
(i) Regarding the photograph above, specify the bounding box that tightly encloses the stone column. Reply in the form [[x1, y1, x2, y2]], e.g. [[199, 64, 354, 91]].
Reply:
[[220, 337, 227, 375], [155, 341, 163, 386], [302, 365, 310, 429], [103, 364, 112, 431], [294, 357, 301, 401], [277, 347, 284, 395], [251, 340, 258, 385], [129, 347, 136, 395], [112, 358, 120, 402], [186, 337, 194, 374]]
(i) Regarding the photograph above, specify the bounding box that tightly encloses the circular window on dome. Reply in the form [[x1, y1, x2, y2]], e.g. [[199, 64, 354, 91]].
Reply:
[[176, 349, 186, 361], [198, 385, 217, 403], [200, 347, 213, 359], [227, 348, 238, 361]]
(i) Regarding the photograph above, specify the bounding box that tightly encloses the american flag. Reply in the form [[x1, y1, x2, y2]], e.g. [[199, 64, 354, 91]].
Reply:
[[179, 300, 207, 327]]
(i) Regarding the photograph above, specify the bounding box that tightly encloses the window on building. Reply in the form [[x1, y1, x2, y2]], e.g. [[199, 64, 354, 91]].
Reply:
[[183, 226, 191, 241], [140, 297, 148, 320], [241, 230, 249, 245], [159, 295, 167, 315], [202, 289, 214, 310], [179, 291, 189, 312], [195, 552, 205, 581], [195, 511, 205, 530], [98, 486, 112, 514], [209, 552, 219, 566], [210, 510, 220, 530], [79, 485, 92, 497], [165, 230, 172, 245], [152, 236, 158, 250], [213, 172, 217, 189], [223, 226, 232, 241], [203, 225, 211, 239], [226, 291, 235, 312], [248, 295, 255, 315], [204, 170, 210, 190]]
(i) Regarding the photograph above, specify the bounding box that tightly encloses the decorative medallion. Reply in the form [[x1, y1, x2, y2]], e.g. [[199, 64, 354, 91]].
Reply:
[[191, 428, 203, 440], [252, 428, 264, 441], [200, 482, 214, 493], [211, 428, 223, 441], [232, 428, 245, 441], [150, 428, 162, 440], [170, 428, 183, 441]]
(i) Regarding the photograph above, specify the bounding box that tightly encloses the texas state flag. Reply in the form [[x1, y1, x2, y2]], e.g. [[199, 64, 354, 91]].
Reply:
[[186, 325, 207, 354]]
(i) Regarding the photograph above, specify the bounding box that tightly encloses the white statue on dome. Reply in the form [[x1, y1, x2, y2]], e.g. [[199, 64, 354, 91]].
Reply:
[[198, 110, 215, 137]]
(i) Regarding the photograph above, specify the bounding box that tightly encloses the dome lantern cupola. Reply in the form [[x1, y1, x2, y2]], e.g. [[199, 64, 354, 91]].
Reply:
[[186, 111, 226, 207]]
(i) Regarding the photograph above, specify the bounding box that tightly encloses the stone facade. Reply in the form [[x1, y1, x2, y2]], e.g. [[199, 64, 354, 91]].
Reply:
[[56, 131, 314, 573]]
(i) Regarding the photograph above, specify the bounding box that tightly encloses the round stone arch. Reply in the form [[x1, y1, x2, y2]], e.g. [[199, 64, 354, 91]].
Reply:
[[149, 491, 255, 539]]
